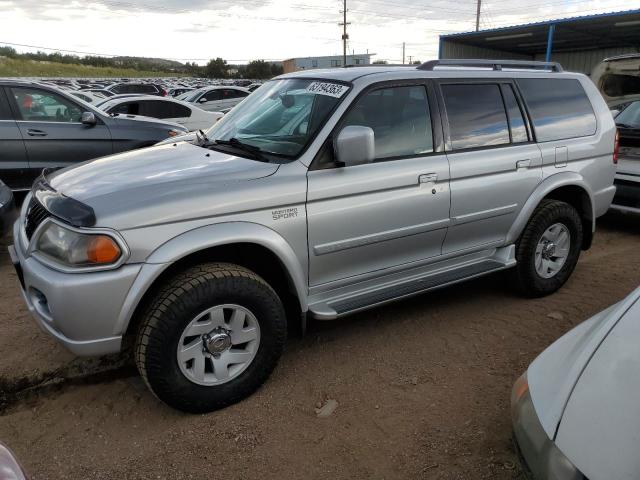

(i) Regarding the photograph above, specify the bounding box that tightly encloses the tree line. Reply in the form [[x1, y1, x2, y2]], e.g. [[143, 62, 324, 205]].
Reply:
[[0, 46, 284, 79]]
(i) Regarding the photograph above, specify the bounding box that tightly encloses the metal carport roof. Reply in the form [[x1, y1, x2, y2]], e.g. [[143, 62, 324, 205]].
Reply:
[[440, 9, 640, 57]]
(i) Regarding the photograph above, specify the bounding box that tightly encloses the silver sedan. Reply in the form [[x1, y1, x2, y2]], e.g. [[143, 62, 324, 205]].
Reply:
[[512, 286, 640, 479]]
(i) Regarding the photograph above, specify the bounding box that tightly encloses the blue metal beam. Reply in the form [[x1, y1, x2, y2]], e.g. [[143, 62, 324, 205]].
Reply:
[[545, 24, 556, 62]]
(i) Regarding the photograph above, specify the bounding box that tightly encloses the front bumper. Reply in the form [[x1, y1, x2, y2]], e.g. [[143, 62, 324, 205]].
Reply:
[[610, 178, 640, 214], [9, 220, 142, 356], [511, 374, 585, 480]]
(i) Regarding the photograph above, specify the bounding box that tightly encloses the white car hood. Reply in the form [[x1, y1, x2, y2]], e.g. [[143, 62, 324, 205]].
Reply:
[[555, 290, 640, 480], [47, 142, 279, 229], [527, 288, 640, 440]]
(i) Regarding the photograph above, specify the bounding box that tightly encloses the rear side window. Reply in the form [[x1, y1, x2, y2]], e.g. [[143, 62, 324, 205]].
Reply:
[[442, 84, 510, 150], [0, 89, 12, 120], [517, 78, 596, 142], [140, 101, 174, 119], [342, 85, 433, 160], [171, 103, 191, 118]]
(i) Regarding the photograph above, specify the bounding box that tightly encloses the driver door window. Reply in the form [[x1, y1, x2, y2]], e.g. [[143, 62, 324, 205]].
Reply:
[[341, 85, 433, 160], [11, 87, 83, 123]]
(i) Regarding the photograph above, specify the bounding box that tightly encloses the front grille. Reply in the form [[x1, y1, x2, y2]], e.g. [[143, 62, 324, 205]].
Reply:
[[24, 198, 51, 240]]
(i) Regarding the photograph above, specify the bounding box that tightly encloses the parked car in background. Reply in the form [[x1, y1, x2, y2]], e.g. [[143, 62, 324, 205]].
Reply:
[[247, 83, 263, 92], [0, 179, 15, 237], [8, 60, 616, 414], [105, 82, 167, 96], [513, 285, 640, 480], [592, 54, 640, 109], [84, 88, 116, 98], [0, 443, 27, 479], [99, 95, 223, 132], [70, 90, 108, 104], [0, 80, 187, 189], [167, 87, 194, 97], [610, 100, 640, 214], [181, 86, 250, 112]]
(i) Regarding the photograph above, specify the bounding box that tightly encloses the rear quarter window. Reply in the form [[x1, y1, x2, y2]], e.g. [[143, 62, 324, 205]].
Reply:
[[517, 78, 597, 142]]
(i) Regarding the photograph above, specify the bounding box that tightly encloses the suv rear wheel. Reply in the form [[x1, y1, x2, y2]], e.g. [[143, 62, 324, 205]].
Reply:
[[512, 199, 583, 297], [135, 263, 287, 413]]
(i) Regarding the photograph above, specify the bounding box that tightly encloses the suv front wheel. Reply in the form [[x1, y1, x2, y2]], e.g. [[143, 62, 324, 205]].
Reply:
[[512, 199, 583, 297], [135, 263, 287, 413]]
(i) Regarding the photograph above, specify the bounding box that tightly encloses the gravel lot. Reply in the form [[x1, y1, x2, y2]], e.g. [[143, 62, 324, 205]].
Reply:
[[0, 212, 638, 480]]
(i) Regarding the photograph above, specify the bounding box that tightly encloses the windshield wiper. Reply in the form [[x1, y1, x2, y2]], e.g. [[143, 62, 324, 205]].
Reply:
[[210, 137, 270, 162]]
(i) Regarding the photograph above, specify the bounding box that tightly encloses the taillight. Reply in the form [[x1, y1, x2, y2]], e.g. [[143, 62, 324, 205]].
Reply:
[[613, 130, 620, 165]]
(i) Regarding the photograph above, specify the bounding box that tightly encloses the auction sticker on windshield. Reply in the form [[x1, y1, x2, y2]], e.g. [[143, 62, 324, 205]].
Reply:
[[306, 82, 349, 98]]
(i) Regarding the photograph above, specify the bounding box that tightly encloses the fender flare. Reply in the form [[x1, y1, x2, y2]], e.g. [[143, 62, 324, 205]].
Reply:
[[505, 172, 595, 246], [113, 222, 308, 336]]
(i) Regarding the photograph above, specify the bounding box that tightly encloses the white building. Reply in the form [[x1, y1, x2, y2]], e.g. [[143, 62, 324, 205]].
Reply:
[[283, 54, 374, 73]]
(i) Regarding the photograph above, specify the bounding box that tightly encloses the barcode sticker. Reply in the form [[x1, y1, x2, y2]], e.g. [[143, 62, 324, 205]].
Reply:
[[306, 82, 349, 98]]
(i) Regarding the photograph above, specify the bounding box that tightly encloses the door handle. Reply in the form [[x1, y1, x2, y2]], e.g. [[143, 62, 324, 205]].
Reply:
[[419, 173, 438, 184], [27, 129, 47, 137], [516, 159, 531, 170]]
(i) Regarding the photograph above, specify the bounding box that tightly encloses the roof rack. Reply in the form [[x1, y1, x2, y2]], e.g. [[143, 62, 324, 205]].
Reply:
[[417, 59, 564, 72]]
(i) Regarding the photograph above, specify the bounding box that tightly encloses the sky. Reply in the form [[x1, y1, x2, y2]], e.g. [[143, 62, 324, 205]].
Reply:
[[0, 0, 639, 65]]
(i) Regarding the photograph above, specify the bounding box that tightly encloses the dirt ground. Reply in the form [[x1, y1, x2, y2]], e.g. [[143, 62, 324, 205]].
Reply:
[[0, 212, 638, 480]]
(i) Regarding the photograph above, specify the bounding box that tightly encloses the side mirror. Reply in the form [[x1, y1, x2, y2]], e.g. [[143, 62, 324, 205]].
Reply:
[[81, 111, 97, 126], [334, 126, 375, 167], [198, 97, 208, 103], [610, 109, 620, 118]]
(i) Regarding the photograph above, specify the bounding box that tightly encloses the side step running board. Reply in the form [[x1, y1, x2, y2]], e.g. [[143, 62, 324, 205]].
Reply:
[[309, 258, 511, 320]]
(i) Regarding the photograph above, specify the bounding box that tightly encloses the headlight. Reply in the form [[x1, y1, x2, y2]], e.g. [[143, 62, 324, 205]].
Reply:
[[511, 372, 585, 480], [34, 222, 122, 268]]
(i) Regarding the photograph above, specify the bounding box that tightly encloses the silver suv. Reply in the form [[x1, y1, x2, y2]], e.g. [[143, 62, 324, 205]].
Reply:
[[9, 60, 617, 412]]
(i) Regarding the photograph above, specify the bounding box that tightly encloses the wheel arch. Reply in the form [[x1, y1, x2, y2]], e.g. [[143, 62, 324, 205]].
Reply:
[[506, 173, 595, 250], [115, 222, 308, 339]]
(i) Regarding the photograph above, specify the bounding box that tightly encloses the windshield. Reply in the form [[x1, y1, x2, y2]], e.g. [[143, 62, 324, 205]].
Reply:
[[616, 101, 640, 129], [204, 78, 349, 159]]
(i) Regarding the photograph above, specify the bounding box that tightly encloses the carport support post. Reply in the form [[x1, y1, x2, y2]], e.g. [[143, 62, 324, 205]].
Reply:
[[545, 24, 555, 63]]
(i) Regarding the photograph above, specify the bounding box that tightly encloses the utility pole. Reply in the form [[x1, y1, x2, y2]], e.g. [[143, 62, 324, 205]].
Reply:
[[475, 0, 482, 31], [402, 42, 406, 64], [339, 0, 350, 67]]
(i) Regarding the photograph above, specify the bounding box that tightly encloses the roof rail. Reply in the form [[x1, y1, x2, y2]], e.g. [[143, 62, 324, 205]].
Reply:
[[417, 59, 564, 72]]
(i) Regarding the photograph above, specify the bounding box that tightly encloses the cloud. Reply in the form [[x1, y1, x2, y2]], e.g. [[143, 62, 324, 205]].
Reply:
[[1, 0, 638, 64]]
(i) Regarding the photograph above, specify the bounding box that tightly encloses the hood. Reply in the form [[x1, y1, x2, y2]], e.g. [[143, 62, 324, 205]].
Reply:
[[554, 289, 640, 480], [526, 289, 640, 440], [48, 142, 279, 228]]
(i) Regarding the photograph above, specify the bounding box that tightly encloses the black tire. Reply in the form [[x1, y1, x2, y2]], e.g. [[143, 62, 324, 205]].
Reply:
[[512, 199, 583, 297], [135, 263, 286, 413]]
